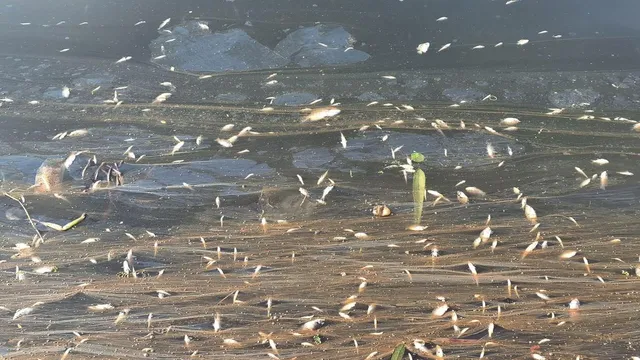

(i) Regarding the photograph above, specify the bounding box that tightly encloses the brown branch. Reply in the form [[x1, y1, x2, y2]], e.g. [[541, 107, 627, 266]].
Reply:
[[4, 192, 45, 246]]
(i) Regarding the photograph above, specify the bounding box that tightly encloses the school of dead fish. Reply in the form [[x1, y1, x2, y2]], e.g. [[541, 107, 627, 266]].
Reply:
[[2, 4, 640, 360], [7, 108, 638, 358]]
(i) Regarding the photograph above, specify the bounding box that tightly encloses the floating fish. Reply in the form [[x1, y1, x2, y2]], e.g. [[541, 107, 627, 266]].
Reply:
[[302, 107, 341, 122]]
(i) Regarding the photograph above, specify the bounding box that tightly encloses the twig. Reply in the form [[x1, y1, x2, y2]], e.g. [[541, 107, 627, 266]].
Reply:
[[4, 192, 45, 245]]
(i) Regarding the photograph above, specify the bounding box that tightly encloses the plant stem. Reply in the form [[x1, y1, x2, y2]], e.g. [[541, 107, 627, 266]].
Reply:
[[4, 192, 45, 245]]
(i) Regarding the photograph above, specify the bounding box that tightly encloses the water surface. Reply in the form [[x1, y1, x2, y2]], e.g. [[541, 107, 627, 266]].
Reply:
[[1, 1, 640, 359]]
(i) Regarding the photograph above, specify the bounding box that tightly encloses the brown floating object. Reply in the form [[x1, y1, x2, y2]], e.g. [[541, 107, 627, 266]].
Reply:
[[33, 159, 70, 193], [302, 106, 341, 122], [372, 205, 392, 217]]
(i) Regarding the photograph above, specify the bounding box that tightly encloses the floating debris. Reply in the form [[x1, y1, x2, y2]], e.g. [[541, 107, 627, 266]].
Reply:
[[438, 43, 452, 52], [500, 117, 520, 126], [524, 205, 537, 223], [432, 303, 449, 317], [372, 205, 392, 217], [152, 92, 172, 104], [302, 107, 341, 122], [465, 187, 486, 197], [457, 191, 469, 204], [157, 18, 171, 30], [416, 42, 430, 54]]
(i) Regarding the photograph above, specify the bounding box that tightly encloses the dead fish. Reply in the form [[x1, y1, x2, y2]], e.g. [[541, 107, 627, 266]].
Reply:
[[32, 156, 77, 193], [486, 143, 495, 158], [500, 117, 520, 126], [115, 56, 132, 64], [340, 132, 347, 148], [524, 204, 537, 223], [416, 42, 430, 54], [465, 186, 486, 197], [372, 205, 392, 217], [432, 303, 449, 317], [220, 124, 235, 131], [303, 107, 341, 122], [157, 18, 171, 30], [438, 43, 451, 52], [456, 191, 469, 204], [600, 171, 608, 190], [301, 318, 326, 331], [152, 92, 172, 104]]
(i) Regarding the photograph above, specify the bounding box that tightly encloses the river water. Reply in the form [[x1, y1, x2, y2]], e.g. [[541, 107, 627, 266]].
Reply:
[[1, 1, 640, 359]]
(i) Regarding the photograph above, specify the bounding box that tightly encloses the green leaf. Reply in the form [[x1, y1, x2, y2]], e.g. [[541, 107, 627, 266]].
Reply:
[[390, 343, 406, 360], [410, 152, 425, 163], [413, 168, 426, 225], [61, 213, 86, 231], [38, 213, 87, 231]]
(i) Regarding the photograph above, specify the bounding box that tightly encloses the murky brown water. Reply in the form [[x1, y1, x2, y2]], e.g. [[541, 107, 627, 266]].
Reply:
[[2, 0, 640, 357], [2, 97, 640, 359]]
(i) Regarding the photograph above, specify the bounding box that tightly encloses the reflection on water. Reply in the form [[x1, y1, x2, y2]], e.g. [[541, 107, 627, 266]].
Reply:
[[1, 0, 640, 359]]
